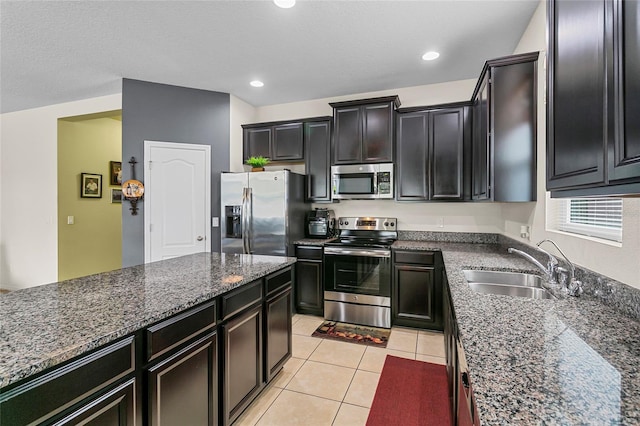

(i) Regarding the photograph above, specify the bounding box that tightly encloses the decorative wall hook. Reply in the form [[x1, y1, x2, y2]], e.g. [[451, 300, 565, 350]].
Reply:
[[122, 157, 144, 215]]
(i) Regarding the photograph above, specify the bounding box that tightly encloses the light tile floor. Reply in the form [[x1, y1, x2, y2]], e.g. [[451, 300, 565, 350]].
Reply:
[[233, 314, 446, 426]]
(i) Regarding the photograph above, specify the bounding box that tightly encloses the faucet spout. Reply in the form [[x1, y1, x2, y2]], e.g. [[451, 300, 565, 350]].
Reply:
[[507, 248, 550, 280]]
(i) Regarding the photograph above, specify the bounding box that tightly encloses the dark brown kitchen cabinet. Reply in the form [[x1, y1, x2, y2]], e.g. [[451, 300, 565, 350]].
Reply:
[[470, 52, 538, 202], [547, 0, 640, 197], [472, 74, 490, 201], [396, 104, 470, 201], [264, 267, 293, 382], [145, 300, 217, 426], [55, 379, 136, 425], [294, 245, 324, 316], [330, 96, 400, 164], [0, 336, 136, 426], [304, 118, 332, 202], [147, 332, 217, 426], [443, 273, 479, 426], [392, 250, 443, 330], [242, 121, 304, 162], [223, 305, 263, 425], [220, 279, 264, 425]]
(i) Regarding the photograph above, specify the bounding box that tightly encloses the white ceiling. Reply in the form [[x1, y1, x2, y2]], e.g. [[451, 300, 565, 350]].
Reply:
[[0, 0, 539, 114]]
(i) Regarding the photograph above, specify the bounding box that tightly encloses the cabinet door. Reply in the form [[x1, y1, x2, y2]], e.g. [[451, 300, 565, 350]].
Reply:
[[304, 120, 332, 202], [492, 61, 537, 202], [610, 0, 640, 182], [273, 123, 304, 161], [472, 75, 491, 200], [223, 305, 263, 425], [294, 259, 324, 316], [333, 107, 362, 164], [547, 0, 609, 190], [430, 108, 465, 200], [362, 103, 394, 162], [392, 264, 439, 329], [147, 332, 217, 426], [265, 287, 293, 382], [54, 379, 136, 426], [244, 127, 272, 161], [396, 112, 429, 200]]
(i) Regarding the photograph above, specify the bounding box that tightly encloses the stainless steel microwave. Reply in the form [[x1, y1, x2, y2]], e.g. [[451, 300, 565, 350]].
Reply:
[[331, 163, 394, 200]]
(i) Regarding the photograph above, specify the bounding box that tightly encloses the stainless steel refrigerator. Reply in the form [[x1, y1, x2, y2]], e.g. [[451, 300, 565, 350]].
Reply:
[[221, 170, 306, 256]]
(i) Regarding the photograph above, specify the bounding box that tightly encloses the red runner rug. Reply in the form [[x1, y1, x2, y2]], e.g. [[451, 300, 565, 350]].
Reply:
[[366, 356, 452, 426]]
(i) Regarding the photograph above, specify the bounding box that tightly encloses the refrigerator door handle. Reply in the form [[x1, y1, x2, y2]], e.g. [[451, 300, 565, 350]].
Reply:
[[245, 187, 253, 254], [241, 187, 249, 254]]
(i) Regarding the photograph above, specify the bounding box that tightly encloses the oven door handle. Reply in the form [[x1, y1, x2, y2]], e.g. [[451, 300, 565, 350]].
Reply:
[[323, 247, 391, 258]]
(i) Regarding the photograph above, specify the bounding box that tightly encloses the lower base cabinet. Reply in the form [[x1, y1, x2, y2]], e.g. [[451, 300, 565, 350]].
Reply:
[[294, 245, 324, 316], [223, 305, 264, 425], [55, 378, 136, 425], [265, 287, 293, 382], [0, 267, 294, 426], [392, 250, 443, 330], [147, 332, 218, 426]]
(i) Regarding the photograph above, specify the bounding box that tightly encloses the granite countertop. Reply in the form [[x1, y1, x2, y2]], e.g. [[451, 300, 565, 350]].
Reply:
[[432, 241, 640, 425], [294, 237, 337, 246], [0, 252, 296, 389]]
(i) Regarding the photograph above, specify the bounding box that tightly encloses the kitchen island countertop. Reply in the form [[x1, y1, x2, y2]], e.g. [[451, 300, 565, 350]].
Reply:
[[0, 252, 295, 388], [410, 240, 640, 425]]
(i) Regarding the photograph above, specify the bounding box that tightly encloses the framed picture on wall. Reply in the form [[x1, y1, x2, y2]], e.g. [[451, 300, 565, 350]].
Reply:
[[109, 161, 122, 186], [81, 173, 102, 198], [111, 188, 123, 203]]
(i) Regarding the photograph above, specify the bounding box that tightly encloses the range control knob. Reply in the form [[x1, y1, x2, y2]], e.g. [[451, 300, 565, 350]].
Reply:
[[345, 221, 349, 226], [384, 222, 389, 226], [390, 222, 395, 226], [339, 221, 343, 225]]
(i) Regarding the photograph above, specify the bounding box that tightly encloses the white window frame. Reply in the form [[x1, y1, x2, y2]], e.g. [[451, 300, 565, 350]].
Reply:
[[547, 196, 623, 244]]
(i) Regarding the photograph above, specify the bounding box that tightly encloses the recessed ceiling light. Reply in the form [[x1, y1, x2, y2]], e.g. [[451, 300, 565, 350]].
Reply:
[[250, 80, 264, 88], [422, 51, 440, 61], [274, 0, 295, 8]]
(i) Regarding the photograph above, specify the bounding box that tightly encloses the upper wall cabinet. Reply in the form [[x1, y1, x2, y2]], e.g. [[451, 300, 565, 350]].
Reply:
[[547, 0, 640, 197], [396, 104, 471, 201], [304, 118, 332, 202], [330, 96, 400, 164], [471, 52, 538, 202], [242, 121, 304, 162]]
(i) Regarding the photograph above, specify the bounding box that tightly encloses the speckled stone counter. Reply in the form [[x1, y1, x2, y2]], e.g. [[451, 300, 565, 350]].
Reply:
[[0, 252, 295, 389], [429, 241, 640, 425], [293, 237, 337, 246]]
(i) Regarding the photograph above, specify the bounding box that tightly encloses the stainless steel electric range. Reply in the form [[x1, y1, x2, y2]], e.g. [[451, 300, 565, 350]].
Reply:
[[323, 217, 397, 328]]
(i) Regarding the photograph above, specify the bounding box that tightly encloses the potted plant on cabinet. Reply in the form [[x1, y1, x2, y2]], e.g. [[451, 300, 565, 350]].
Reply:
[[245, 156, 270, 172]]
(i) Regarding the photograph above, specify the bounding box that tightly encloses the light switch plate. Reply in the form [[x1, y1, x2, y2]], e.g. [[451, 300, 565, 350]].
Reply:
[[67, 216, 74, 225], [211, 217, 219, 228]]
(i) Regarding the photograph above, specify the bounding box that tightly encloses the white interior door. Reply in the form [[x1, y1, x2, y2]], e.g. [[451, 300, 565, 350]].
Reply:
[[144, 141, 211, 263]]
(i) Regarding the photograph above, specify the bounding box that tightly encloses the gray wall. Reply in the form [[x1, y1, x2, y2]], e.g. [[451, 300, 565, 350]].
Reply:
[[121, 79, 230, 267]]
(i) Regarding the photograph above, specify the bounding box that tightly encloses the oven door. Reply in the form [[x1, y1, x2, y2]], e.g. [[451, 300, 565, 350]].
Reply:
[[323, 247, 391, 297]]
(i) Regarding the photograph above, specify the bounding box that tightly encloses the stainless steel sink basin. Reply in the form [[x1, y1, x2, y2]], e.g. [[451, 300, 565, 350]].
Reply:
[[463, 270, 554, 300]]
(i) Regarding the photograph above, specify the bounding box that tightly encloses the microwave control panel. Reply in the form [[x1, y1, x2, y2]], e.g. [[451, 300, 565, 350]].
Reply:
[[377, 172, 392, 194]]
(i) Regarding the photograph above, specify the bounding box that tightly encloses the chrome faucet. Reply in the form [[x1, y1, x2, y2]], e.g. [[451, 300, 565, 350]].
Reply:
[[508, 240, 583, 296], [537, 239, 583, 296], [507, 248, 554, 283]]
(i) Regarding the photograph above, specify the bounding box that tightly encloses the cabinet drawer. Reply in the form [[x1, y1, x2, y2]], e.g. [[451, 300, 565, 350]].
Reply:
[[146, 300, 216, 362], [221, 279, 263, 321], [0, 336, 135, 426], [295, 246, 323, 261], [394, 250, 435, 265], [266, 267, 293, 296]]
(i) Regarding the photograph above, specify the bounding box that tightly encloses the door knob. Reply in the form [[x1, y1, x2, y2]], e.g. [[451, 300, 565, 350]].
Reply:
[[197, 236, 204, 241]]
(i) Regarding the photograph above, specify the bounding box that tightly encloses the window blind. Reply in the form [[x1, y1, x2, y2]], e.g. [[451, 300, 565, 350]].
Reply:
[[547, 197, 623, 242]]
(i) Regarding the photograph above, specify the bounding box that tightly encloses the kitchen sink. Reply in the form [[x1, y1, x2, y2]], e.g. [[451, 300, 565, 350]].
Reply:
[[463, 270, 554, 300]]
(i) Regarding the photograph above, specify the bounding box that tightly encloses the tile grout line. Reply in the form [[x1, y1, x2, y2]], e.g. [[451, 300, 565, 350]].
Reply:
[[243, 384, 284, 426]]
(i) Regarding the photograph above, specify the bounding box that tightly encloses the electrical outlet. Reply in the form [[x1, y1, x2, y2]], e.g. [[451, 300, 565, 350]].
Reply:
[[437, 217, 444, 228]]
